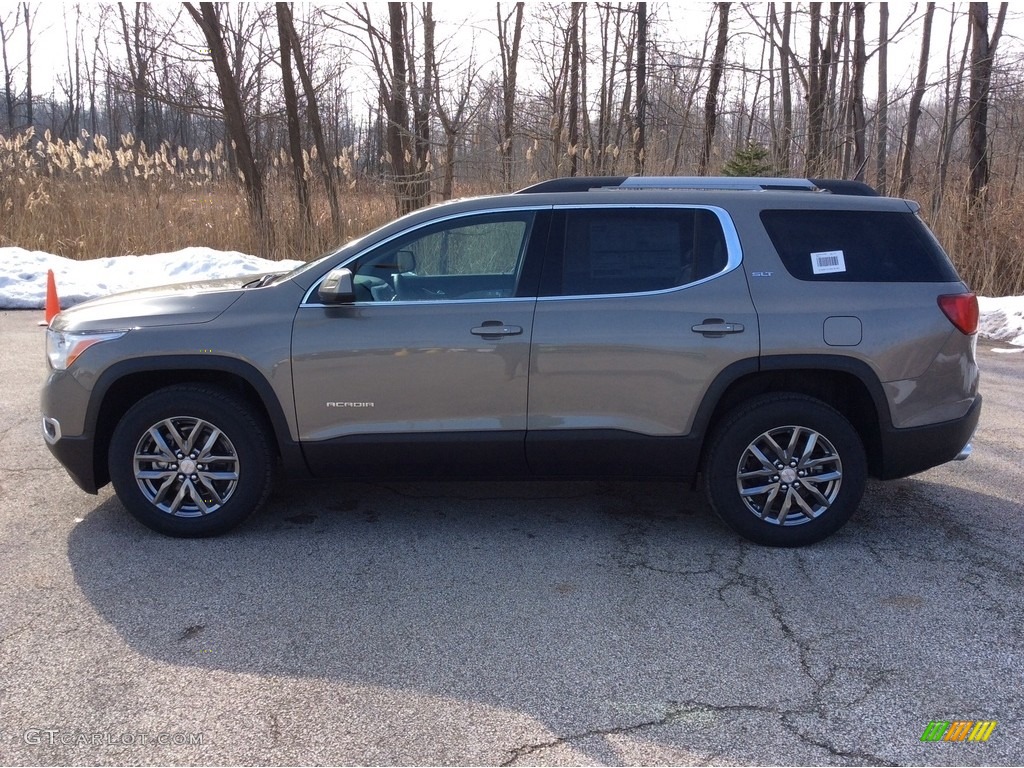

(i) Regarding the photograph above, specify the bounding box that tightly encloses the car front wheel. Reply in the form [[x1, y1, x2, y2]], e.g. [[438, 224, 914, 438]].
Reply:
[[704, 394, 867, 547], [108, 385, 274, 537]]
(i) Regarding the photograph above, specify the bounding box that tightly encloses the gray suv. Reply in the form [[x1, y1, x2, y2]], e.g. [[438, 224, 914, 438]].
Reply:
[[41, 176, 981, 546]]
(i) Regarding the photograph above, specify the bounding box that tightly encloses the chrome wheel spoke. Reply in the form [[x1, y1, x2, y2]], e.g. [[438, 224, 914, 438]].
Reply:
[[199, 470, 238, 482], [740, 482, 777, 497], [146, 427, 178, 461], [784, 427, 803, 462], [196, 428, 223, 461], [162, 419, 190, 453], [738, 467, 775, 480], [791, 490, 818, 519], [136, 469, 175, 481], [806, 470, 841, 483], [167, 481, 191, 514], [151, 474, 177, 506], [798, 433, 819, 466], [802, 482, 833, 509], [763, 434, 787, 463], [748, 444, 777, 472]]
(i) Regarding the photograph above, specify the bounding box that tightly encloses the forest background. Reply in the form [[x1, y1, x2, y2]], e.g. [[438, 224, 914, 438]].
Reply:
[[1, 2, 1022, 295]]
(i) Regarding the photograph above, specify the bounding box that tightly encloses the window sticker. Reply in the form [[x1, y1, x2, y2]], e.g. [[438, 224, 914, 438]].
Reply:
[[811, 250, 846, 275]]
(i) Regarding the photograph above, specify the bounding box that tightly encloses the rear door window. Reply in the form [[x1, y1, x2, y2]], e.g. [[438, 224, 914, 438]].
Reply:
[[542, 208, 729, 296]]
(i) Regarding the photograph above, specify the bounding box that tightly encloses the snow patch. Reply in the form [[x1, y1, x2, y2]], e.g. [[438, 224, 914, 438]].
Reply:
[[0, 247, 304, 309]]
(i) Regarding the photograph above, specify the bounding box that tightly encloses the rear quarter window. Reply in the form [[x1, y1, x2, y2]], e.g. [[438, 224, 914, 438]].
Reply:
[[759, 209, 959, 282]]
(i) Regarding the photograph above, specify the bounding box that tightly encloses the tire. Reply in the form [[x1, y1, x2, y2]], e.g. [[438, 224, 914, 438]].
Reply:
[[108, 385, 274, 537], [703, 394, 867, 547]]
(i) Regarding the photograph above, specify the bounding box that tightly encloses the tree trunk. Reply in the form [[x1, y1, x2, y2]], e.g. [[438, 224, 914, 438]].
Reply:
[[567, 2, 581, 177], [966, 1, 1008, 207], [634, 2, 647, 174], [496, 2, 524, 190], [387, 2, 415, 214], [849, 3, 866, 180], [874, 4, 889, 193], [896, 2, 934, 197], [699, 2, 729, 176], [276, 3, 312, 231], [807, 4, 823, 174], [22, 2, 31, 127]]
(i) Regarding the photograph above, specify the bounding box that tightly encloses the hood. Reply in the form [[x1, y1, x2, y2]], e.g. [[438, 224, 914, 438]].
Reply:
[[49, 275, 258, 332]]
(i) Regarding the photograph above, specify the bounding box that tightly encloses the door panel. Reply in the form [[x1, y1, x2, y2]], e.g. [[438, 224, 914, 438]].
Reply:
[[291, 210, 543, 477], [291, 300, 534, 442], [526, 207, 759, 476]]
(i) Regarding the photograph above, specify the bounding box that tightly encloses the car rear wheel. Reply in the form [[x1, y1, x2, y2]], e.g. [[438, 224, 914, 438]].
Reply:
[[108, 385, 274, 537], [704, 394, 866, 547]]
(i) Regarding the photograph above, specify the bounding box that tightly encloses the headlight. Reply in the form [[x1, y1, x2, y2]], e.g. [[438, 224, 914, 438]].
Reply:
[[46, 329, 127, 370]]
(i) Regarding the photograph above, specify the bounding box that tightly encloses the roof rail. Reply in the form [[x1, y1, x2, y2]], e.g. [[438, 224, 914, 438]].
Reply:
[[619, 176, 819, 192], [809, 178, 880, 196], [515, 176, 626, 194], [515, 176, 881, 196]]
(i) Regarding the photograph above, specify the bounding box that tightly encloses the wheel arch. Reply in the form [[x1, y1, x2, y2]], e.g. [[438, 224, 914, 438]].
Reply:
[[88, 356, 304, 489], [695, 355, 890, 478]]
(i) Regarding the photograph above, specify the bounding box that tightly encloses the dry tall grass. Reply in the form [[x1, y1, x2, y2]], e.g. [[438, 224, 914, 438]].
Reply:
[[2, 129, 1023, 296]]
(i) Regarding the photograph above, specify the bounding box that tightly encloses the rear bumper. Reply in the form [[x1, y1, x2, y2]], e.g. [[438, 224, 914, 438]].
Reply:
[[878, 395, 982, 480]]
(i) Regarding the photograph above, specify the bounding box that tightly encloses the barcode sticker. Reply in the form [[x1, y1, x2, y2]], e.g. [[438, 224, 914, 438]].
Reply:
[[811, 250, 846, 275]]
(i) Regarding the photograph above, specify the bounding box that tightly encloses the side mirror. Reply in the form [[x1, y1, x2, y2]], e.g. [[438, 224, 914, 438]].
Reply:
[[317, 268, 356, 304]]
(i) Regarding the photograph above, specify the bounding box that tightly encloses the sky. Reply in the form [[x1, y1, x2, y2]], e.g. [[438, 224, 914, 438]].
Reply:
[[1, 246, 1021, 350], [3, 2, 1023, 120]]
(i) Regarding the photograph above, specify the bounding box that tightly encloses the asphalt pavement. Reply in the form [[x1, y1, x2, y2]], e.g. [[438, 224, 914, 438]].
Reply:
[[1, 309, 1022, 766]]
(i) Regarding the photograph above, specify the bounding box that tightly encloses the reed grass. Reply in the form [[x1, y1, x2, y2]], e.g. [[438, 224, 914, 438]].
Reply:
[[2, 129, 1022, 296]]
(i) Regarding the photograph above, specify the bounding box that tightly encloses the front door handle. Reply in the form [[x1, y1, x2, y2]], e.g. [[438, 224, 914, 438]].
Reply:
[[692, 319, 745, 336], [471, 321, 523, 339]]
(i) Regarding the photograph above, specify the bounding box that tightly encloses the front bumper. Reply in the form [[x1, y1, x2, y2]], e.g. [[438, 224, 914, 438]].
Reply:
[[42, 422, 100, 493]]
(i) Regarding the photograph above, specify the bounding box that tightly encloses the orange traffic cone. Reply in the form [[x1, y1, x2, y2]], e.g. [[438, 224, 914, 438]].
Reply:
[[42, 269, 61, 325]]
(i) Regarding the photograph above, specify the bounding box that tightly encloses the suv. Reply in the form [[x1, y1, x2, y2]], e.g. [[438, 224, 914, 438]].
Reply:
[[41, 176, 981, 546]]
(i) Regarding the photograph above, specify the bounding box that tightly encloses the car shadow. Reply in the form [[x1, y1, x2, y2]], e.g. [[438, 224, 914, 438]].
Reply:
[[66, 475, 1023, 764]]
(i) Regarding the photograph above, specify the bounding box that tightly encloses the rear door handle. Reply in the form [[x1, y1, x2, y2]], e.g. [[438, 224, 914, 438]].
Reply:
[[691, 319, 744, 336], [472, 322, 523, 338]]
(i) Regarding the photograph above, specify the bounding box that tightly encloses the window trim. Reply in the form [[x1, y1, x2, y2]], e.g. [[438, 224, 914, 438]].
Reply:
[[538, 203, 743, 302], [300, 206, 551, 307]]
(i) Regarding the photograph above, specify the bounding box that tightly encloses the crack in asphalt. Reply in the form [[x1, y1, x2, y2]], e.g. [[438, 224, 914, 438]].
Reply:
[[610, 528, 904, 766], [500, 699, 898, 766]]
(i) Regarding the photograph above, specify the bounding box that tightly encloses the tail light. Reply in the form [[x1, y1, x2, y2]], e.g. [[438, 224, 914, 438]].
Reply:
[[938, 293, 979, 335]]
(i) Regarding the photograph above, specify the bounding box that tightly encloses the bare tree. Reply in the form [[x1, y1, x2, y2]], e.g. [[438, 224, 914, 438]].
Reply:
[[932, 5, 972, 215], [966, 1, 1008, 207], [895, 3, 934, 197], [567, 2, 581, 177], [118, 3, 153, 143], [495, 2, 524, 189], [0, 7, 19, 132], [848, 3, 866, 180], [22, 1, 32, 127], [699, 2, 729, 175], [276, 2, 311, 230], [774, 3, 793, 173], [634, 2, 647, 174], [278, 4, 341, 227], [874, 4, 889, 192], [433, 46, 479, 199], [184, 2, 270, 254]]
